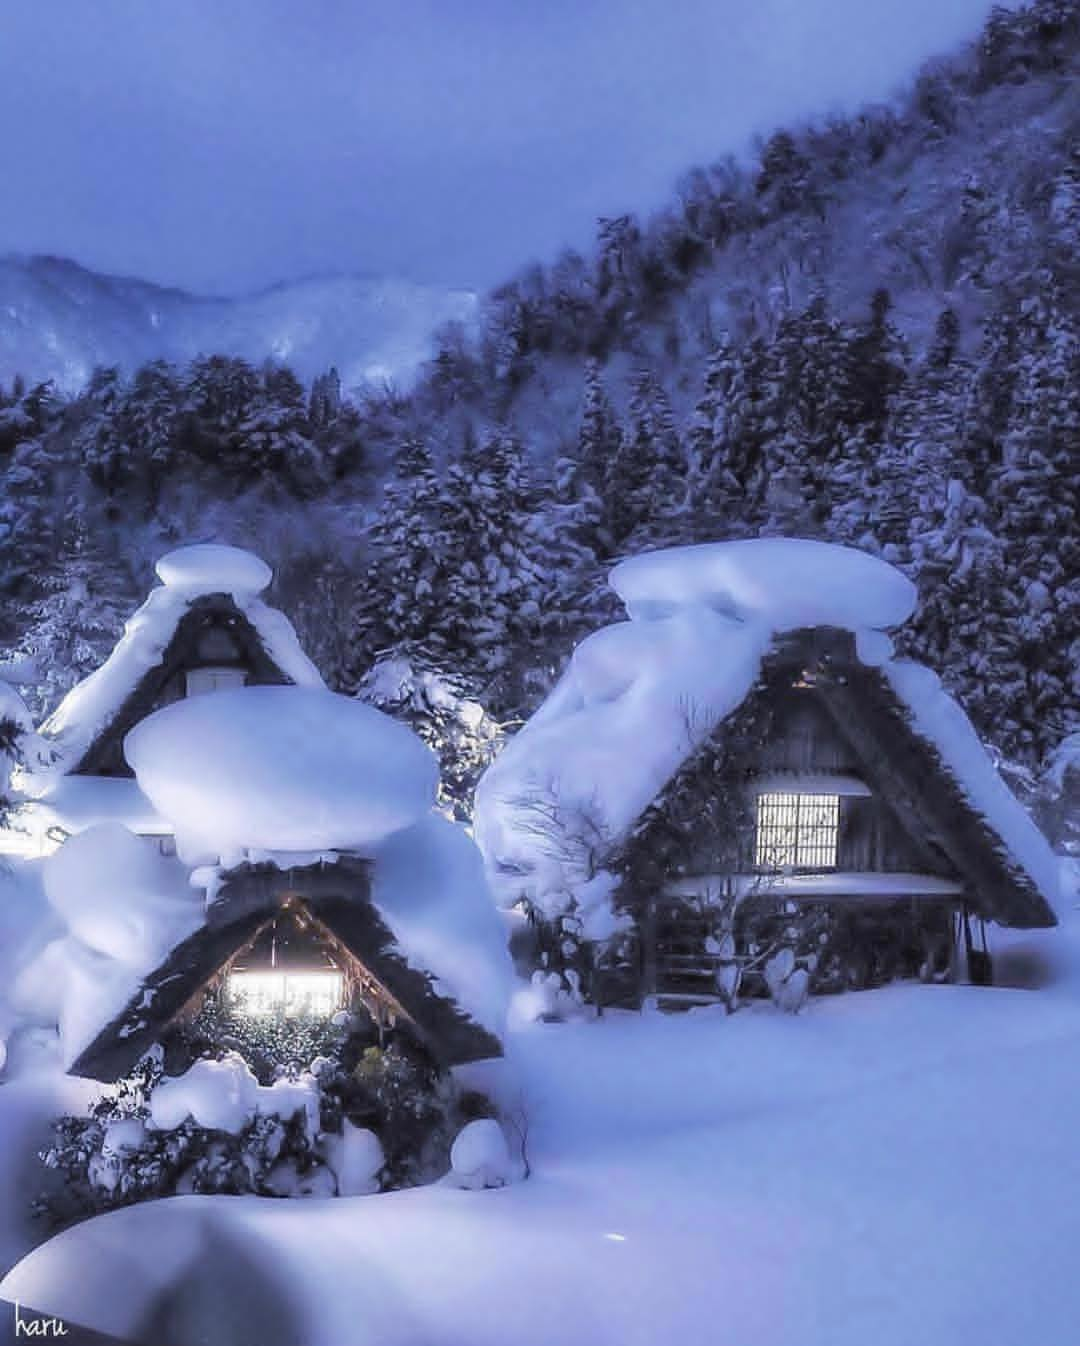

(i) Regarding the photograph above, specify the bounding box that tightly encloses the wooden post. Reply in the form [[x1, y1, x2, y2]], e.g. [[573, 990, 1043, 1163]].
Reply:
[[640, 891, 658, 1009]]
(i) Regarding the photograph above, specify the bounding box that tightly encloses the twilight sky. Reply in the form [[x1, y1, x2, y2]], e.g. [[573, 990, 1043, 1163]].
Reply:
[[0, 1, 1000, 297]]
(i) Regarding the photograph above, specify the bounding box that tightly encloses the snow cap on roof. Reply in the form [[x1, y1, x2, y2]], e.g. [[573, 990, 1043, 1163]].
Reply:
[[611, 537, 917, 630], [29, 545, 325, 786], [155, 544, 273, 595], [475, 538, 1058, 918], [125, 685, 439, 865]]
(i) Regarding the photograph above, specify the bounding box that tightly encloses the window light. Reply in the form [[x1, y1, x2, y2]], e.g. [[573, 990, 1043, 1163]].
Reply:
[[755, 792, 840, 870], [227, 970, 344, 1018]]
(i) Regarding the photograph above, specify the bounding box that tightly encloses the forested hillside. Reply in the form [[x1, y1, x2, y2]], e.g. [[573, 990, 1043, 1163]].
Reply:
[[0, 0, 1076, 811]]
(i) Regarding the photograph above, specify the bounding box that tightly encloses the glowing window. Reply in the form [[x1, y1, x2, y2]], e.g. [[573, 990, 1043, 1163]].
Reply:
[[227, 971, 344, 1018], [755, 793, 840, 870]]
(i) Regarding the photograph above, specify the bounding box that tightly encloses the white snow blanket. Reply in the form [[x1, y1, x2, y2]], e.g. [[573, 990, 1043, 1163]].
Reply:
[[367, 813, 514, 1037], [10, 824, 204, 1068], [475, 538, 1058, 917], [27, 544, 324, 790], [125, 685, 439, 865], [9, 936, 1080, 1346]]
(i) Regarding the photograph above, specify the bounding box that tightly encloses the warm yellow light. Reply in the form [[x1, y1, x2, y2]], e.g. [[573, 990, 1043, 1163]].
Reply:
[[227, 970, 344, 1017]]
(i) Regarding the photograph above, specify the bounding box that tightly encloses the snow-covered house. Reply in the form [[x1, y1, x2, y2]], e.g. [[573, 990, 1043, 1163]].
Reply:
[[475, 540, 1059, 1008], [5, 545, 510, 1091], [11, 543, 327, 855]]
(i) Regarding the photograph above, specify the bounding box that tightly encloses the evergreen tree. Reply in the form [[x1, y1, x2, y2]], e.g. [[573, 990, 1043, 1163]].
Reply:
[[555, 361, 621, 558], [615, 368, 690, 549], [349, 437, 446, 675], [0, 677, 36, 830], [238, 364, 324, 497]]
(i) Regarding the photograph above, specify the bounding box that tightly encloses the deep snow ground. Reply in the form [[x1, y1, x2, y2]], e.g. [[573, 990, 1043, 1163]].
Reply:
[[6, 938, 1080, 1346]]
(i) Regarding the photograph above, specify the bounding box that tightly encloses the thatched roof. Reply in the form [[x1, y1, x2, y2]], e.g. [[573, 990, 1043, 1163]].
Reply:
[[34, 569, 324, 784], [714, 628, 1057, 929], [70, 857, 502, 1081]]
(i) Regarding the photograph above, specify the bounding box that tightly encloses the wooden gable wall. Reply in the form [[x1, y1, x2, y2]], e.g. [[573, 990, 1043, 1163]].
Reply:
[[672, 636, 957, 881], [79, 595, 293, 777]]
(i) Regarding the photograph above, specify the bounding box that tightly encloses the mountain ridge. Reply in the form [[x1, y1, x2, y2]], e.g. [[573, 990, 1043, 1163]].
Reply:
[[0, 253, 477, 393]]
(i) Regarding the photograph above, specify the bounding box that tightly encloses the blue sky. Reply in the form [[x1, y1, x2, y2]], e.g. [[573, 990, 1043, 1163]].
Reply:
[[0, 1, 1001, 295]]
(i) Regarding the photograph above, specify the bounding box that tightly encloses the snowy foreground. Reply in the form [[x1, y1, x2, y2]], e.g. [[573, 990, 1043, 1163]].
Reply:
[[5, 920, 1080, 1346]]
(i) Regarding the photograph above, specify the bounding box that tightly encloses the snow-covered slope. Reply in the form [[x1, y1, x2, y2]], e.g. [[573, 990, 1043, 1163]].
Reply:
[[0, 254, 477, 394]]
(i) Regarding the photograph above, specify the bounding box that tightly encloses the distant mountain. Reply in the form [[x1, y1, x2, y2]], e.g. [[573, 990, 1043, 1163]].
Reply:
[[0, 255, 477, 393]]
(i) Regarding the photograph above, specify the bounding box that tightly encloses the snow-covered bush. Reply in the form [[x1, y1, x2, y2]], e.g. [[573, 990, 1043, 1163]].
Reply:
[[318, 1042, 462, 1188], [446, 1119, 519, 1190], [357, 655, 504, 820], [1037, 731, 1080, 858], [322, 1121, 385, 1196], [181, 995, 354, 1085], [36, 1022, 497, 1228], [764, 948, 811, 1014], [37, 1053, 331, 1226]]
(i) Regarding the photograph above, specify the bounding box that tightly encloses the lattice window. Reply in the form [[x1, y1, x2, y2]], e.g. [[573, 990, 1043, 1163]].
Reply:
[[755, 792, 840, 870]]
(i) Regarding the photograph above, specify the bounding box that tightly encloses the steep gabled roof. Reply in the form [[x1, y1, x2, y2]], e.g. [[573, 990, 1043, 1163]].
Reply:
[[71, 857, 502, 1081], [475, 540, 1060, 931], [29, 546, 324, 787], [733, 629, 1055, 927]]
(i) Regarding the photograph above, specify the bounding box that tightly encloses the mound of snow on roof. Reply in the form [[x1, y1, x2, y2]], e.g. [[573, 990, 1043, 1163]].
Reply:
[[369, 813, 514, 1036], [30, 546, 324, 783], [43, 822, 201, 964], [475, 609, 769, 913], [155, 543, 272, 595], [11, 825, 203, 1067], [611, 537, 916, 629], [125, 686, 438, 865], [32, 775, 171, 837], [476, 538, 1056, 917]]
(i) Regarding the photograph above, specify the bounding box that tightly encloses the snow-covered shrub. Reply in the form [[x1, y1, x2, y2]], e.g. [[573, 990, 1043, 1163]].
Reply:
[[319, 1042, 461, 1188], [1037, 731, 1080, 858], [0, 675, 40, 829], [36, 1053, 331, 1227], [36, 1024, 495, 1228], [322, 1121, 385, 1196], [764, 948, 810, 1014], [446, 1119, 519, 1190], [358, 656, 503, 820], [489, 791, 626, 1013]]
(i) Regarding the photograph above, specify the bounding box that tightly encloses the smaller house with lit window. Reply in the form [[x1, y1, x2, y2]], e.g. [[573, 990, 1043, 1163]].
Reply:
[[7, 544, 509, 1091], [474, 539, 1060, 1009], [11, 543, 327, 856]]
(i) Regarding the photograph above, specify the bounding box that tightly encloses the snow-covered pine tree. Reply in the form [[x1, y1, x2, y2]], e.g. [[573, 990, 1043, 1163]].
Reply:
[[237, 364, 324, 498], [308, 367, 343, 428], [690, 337, 770, 538], [349, 436, 447, 675], [990, 284, 1080, 759], [18, 519, 136, 717], [900, 308, 968, 560], [617, 367, 690, 550], [121, 360, 181, 504], [836, 289, 907, 447], [907, 477, 1022, 748], [558, 360, 621, 558], [76, 366, 128, 492]]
